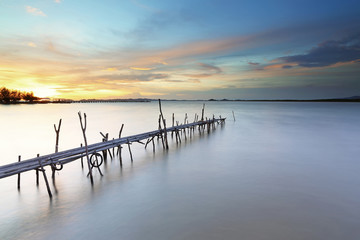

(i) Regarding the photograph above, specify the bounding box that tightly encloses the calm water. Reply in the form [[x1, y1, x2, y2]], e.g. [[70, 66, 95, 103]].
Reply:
[[1, 101, 360, 240]]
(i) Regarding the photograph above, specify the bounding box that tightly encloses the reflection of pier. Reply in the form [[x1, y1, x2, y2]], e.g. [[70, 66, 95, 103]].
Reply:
[[0, 100, 225, 198]]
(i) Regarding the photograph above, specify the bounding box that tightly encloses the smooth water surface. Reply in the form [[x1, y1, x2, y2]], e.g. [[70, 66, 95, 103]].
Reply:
[[1, 101, 360, 240]]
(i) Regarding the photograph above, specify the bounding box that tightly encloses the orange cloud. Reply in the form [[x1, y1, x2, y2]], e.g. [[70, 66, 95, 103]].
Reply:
[[104, 67, 118, 71], [130, 67, 153, 71], [263, 63, 297, 70]]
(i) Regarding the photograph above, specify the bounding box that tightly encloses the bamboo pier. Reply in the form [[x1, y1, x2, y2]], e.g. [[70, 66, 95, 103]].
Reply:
[[0, 100, 226, 197]]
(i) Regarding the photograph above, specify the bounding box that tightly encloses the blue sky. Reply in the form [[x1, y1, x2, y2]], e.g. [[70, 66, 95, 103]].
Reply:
[[0, 0, 359, 99]]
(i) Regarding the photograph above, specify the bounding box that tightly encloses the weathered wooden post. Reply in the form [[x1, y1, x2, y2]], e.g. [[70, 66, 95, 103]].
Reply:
[[54, 119, 62, 153], [158, 114, 165, 149], [78, 112, 94, 184], [17, 155, 21, 190], [100, 132, 108, 160], [37, 157, 52, 198], [127, 139, 133, 162], [118, 124, 124, 167], [36, 153, 40, 186], [112, 138, 115, 158], [80, 143, 84, 168], [52, 119, 62, 178], [158, 99, 169, 150], [201, 104, 205, 121], [172, 113, 175, 138]]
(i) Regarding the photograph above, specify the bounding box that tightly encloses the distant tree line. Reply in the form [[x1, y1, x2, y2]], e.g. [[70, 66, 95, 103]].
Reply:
[[0, 87, 39, 103]]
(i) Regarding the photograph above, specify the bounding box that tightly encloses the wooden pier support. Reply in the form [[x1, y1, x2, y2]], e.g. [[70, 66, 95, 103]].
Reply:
[[158, 99, 169, 150], [78, 112, 94, 184], [127, 139, 133, 162], [80, 143, 84, 168], [52, 119, 62, 178], [36, 154, 40, 186], [17, 155, 21, 190], [118, 124, 124, 167], [37, 157, 52, 198]]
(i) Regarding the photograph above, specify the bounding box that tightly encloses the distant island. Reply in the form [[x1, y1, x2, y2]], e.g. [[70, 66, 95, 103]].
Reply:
[[208, 96, 360, 102]]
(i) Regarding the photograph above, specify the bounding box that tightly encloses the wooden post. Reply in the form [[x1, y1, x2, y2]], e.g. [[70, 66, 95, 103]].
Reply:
[[100, 132, 108, 160], [158, 99, 169, 150], [36, 153, 40, 186], [171, 113, 175, 138], [232, 111, 236, 121], [158, 115, 165, 149], [152, 137, 155, 153], [54, 119, 62, 153], [17, 155, 21, 190], [118, 124, 124, 167], [78, 112, 94, 184], [52, 119, 62, 178], [127, 139, 133, 162], [112, 138, 115, 158], [201, 104, 205, 121], [80, 143, 84, 168], [37, 157, 52, 198]]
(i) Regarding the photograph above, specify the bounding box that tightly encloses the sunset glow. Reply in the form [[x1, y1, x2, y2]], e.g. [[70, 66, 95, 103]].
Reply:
[[0, 0, 359, 100]]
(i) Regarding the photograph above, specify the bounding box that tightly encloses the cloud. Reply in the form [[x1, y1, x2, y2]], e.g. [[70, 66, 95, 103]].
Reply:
[[248, 62, 259, 66], [197, 63, 222, 73], [130, 67, 154, 71], [104, 67, 118, 72], [44, 40, 77, 57], [185, 62, 222, 78], [27, 42, 37, 48], [282, 65, 293, 69], [92, 73, 169, 82], [26, 6, 46, 17], [278, 33, 360, 67]]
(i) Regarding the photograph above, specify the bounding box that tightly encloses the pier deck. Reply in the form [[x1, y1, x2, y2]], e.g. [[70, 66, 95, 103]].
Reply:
[[0, 118, 225, 179]]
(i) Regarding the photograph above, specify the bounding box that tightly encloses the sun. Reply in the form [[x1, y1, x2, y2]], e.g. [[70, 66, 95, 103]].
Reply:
[[32, 87, 58, 98]]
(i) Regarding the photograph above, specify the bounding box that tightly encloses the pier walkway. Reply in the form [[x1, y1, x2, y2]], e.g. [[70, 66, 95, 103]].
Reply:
[[0, 118, 225, 179]]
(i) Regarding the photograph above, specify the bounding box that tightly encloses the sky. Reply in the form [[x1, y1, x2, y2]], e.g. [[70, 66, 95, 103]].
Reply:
[[0, 0, 359, 100]]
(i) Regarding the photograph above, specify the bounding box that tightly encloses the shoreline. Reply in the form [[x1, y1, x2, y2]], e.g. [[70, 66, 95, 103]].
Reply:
[[1, 98, 359, 105]]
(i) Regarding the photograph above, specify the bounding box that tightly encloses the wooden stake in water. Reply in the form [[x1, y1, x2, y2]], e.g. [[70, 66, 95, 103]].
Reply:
[[127, 139, 133, 162], [158, 99, 169, 150], [36, 153, 40, 186], [54, 119, 62, 153], [201, 104, 205, 121], [53, 119, 62, 178], [118, 124, 124, 167], [37, 157, 52, 198], [80, 143, 84, 168], [17, 155, 21, 190], [78, 112, 94, 185]]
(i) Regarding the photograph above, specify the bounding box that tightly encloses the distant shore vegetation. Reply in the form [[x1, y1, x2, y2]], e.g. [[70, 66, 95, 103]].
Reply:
[[0, 87, 39, 104]]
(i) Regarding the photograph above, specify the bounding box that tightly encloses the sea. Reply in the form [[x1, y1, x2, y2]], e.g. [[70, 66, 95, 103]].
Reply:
[[0, 101, 359, 240]]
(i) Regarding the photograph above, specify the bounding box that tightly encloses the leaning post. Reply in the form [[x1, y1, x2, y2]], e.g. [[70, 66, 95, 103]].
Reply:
[[78, 112, 94, 185]]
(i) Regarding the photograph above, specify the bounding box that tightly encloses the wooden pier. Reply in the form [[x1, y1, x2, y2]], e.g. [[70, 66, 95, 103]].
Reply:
[[0, 100, 225, 197]]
